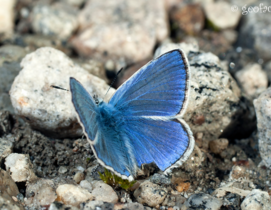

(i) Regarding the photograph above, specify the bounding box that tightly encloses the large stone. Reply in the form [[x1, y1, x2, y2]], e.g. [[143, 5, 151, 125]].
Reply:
[[155, 43, 244, 142], [238, 0, 271, 61], [31, 2, 78, 40], [241, 189, 271, 210], [56, 184, 93, 207], [5, 153, 37, 182], [134, 180, 168, 207], [0, 0, 16, 39], [254, 88, 271, 168], [10, 47, 115, 138], [72, 0, 168, 63]]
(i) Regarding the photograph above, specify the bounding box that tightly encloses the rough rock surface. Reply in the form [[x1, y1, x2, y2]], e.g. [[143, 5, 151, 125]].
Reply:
[[56, 184, 94, 207], [31, 2, 78, 39], [254, 88, 271, 168], [241, 189, 271, 210], [134, 180, 168, 207], [72, 0, 168, 63], [4, 153, 37, 182], [155, 43, 244, 142], [181, 193, 223, 210], [0, 138, 13, 163], [10, 47, 115, 138], [236, 64, 268, 99], [25, 179, 57, 209]]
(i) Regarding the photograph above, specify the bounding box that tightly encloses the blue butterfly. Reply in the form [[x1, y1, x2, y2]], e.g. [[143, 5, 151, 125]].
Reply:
[[70, 49, 195, 181]]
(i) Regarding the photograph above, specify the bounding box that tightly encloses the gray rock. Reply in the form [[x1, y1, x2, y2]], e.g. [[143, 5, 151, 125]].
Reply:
[[155, 43, 245, 142], [0, 111, 12, 136], [92, 181, 118, 203], [235, 64, 268, 99], [123, 202, 145, 210], [181, 193, 223, 210], [264, 61, 271, 82], [203, 1, 241, 30], [254, 88, 271, 168], [10, 47, 115, 138], [5, 153, 37, 182], [25, 179, 57, 209], [31, 2, 78, 40], [80, 180, 93, 192], [81, 200, 114, 210], [0, 94, 13, 113], [241, 189, 271, 210], [0, 138, 13, 163], [0, 0, 16, 39], [238, 0, 271, 61], [73, 0, 168, 63], [150, 173, 171, 185], [134, 180, 168, 207], [61, 0, 86, 7]]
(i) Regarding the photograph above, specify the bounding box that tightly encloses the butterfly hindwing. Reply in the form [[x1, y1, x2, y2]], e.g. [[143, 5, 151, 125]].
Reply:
[[70, 78, 97, 141], [109, 50, 190, 117]]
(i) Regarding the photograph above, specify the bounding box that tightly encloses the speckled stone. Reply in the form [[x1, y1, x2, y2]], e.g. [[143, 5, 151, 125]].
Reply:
[[241, 189, 271, 210], [5, 153, 37, 182], [25, 179, 57, 209], [0, 138, 13, 162], [10, 47, 115, 138], [181, 193, 223, 210], [254, 88, 271, 168], [209, 138, 229, 155], [31, 2, 78, 39], [72, 0, 168, 63], [134, 180, 168, 207]]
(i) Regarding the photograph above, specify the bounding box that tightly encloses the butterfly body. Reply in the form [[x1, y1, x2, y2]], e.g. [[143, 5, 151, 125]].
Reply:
[[70, 50, 195, 181]]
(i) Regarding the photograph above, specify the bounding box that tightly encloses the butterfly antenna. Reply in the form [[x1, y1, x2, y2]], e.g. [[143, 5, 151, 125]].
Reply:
[[103, 67, 124, 100], [51, 85, 69, 92]]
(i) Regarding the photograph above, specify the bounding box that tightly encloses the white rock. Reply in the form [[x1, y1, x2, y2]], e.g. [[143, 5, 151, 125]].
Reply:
[[0, 138, 13, 162], [254, 88, 271, 168], [10, 47, 115, 138], [241, 189, 271, 210], [203, 1, 241, 29], [0, 0, 16, 38], [73, 0, 168, 63], [25, 179, 57, 208], [134, 180, 168, 207], [80, 180, 93, 192], [31, 3, 78, 39], [5, 153, 37, 182], [236, 64, 268, 99], [56, 184, 93, 207], [92, 181, 118, 203], [49, 202, 79, 210]]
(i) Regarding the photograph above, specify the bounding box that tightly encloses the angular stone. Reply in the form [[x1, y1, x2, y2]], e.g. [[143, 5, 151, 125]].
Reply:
[[56, 184, 93, 207], [134, 180, 168, 207], [72, 0, 168, 63], [254, 88, 271, 168], [10, 47, 115, 138], [0, 138, 13, 162], [5, 153, 37, 182]]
